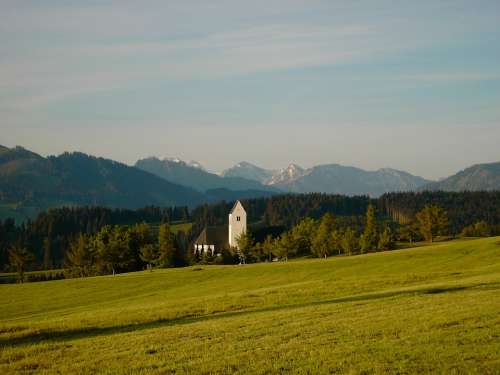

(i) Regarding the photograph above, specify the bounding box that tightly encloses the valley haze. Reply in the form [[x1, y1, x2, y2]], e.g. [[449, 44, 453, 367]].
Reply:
[[1, 144, 500, 222]]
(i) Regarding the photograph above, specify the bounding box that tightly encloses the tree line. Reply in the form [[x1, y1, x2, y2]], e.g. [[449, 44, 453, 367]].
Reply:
[[229, 203, 450, 263], [0, 205, 189, 271], [1, 191, 499, 280], [379, 191, 500, 234], [7, 222, 190, 282]]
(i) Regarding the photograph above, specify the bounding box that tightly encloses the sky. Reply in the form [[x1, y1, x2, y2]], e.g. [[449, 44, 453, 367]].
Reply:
[[1, 0, 499, 180]]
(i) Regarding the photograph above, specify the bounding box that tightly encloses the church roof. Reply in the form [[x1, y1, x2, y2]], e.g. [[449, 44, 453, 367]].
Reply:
[[194, 226, 229, 249], [230, 200, 245, 214]]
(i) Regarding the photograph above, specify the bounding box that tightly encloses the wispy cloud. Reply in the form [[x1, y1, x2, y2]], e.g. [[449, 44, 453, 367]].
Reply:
[[1, 1, 500, 179], [7, 1, 497, 110], [2, 0, 500, 111], [393, 73, 500, 83], [1, 23, 382, 109]]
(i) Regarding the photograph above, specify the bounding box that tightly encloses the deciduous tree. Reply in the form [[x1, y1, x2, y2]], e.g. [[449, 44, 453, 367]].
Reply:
[[261, 235, 275, 261], [8, 245, 35, 283], [275, 232, 296, 261], [341, 229, 358, 256], [235, 231, 255, 263], [291, 217, 317, 255], [416, 205, 448, 242], [398, 221, 420, 243], [140, 244, 159, 271], [312, 213, 335, 258], [65, 234, 95, 277], [377, 227, 394, 251]]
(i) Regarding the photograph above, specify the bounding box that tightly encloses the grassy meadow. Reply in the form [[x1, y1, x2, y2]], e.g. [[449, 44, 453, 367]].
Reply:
[[1, 237, 500, 374]]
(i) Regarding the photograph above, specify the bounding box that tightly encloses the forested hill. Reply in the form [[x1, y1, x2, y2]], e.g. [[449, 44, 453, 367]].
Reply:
[[0, 146, 206, 211], [421, 162, 500, 191], [135, 157, 277, 193], [267, 164, 431, 196], [0, 146, 280, 221]]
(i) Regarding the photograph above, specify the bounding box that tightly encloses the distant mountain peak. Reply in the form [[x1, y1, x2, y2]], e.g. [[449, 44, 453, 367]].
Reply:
[[286, 163, 303, 172], [0, 146, 206, 212], [234, 161, 260, 169], [187, 160, 205, 170], [146, 156, 206, 171], [265, 163, 432, 196], [378, 167, 409, 176], [135, 156, 276, 193], [221, 162, 275, 184], [421, 161, 500, 192], [268, 163, 305, 185], [164, 156, 182, 163]]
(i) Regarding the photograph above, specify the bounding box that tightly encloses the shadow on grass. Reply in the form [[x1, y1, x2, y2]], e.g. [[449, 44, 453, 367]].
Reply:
[[2, 281, 498, 348]]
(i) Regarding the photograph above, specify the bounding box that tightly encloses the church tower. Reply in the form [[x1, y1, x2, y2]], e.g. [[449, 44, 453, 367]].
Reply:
[[228, 200, 247, 249]]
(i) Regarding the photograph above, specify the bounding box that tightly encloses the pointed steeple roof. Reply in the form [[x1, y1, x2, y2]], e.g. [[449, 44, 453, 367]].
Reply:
[[230, 200, 245, 214]]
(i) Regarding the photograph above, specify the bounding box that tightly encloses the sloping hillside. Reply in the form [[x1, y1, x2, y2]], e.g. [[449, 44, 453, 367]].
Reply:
[[0, 146, 206, 211], [1, 237, 499, 373], [221, 161, 275, 184], [422, 162, 500, 191], [135, 157, 277, 193], [272, 164, 430, 196]]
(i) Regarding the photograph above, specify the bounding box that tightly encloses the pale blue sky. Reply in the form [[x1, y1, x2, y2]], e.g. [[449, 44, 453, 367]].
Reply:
[[1, 0, 499, 179]]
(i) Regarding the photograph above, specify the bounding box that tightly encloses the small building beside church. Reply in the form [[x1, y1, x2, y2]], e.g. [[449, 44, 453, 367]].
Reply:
[[193, 200, 247, 256]]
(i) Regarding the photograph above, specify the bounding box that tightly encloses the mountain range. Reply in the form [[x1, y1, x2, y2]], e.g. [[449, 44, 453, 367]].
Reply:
[[135, 157, 277, 193], [0, 146, 204, 207], [420, 162, 500, 192], [1, 144, 499, 221], [135, 158, 435, 197], [0, 146, 276, 221], [221, 162, 431, 196]]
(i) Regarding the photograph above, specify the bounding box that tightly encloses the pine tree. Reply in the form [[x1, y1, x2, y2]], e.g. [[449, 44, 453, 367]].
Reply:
[[377, 227, 394, 251], [341, 229, 358, 256], [42, 237, 52, 270], [291, 217, 317, 255], [461, 221, 490, 237], [139, 244, 159, 271], [360, 204, 378, 253], [262, 235, 275, 261], [275, 232, 296, 261], [331, 230, 343, 255], [174, 230, 190, 266], [66, 234, 95, 277], [312, 213, 335, 258], [398, 221, 420, 243], [416, 204, 448, 242], [95, 226, 133, 275], [158, 223, 176, 268], [235, 231, 255, 263], [8, 245, 35, 283]]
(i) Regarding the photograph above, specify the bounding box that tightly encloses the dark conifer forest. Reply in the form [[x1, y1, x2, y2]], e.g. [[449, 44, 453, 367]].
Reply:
[[1, 191, 500, 277]]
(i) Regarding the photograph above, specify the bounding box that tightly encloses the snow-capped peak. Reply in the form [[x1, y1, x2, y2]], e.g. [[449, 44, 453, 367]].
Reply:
[[164, 157, 182, 163], [268, 163, 305, 185], [162, 157, 205, 170], [187, 160, 205, 170], [286, 163, 303, 174]]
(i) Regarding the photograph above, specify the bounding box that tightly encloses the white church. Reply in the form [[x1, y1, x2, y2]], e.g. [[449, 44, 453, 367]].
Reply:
[[193, 200, 247, 256]]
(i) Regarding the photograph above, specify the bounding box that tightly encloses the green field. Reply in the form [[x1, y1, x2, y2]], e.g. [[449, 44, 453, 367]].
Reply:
[[1, 238, 500, 374]]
